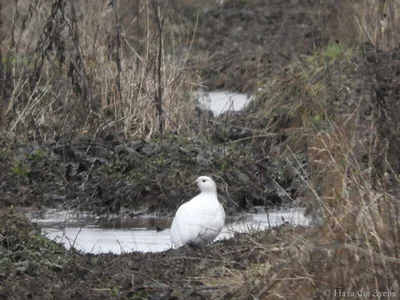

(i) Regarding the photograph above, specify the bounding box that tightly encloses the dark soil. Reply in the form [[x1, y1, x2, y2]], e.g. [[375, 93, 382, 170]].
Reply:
[[2, 0, 400, 299], [180, 0, 345, 92], [0, 208, 308, 300], [0, 133, 297, 215], [0, 0, 366, 216]]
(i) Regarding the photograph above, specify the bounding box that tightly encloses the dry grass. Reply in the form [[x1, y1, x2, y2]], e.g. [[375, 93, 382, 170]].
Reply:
[[350, 0, 400, 50], [212, 117, 400, 298], [325, 0, 400, 51], [1, 0, 398, 140], [230, 69, 400, 300], [263, 126, 400, 299], [218, 2, 400, 296], [1, 0, 400, 299], [0, 0, 198, 139]]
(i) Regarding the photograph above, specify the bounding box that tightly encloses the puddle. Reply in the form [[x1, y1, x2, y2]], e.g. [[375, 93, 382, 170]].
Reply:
[[32, 208, 310, 254], [195, 90, 253, 116], [42, 227, 173, 254]]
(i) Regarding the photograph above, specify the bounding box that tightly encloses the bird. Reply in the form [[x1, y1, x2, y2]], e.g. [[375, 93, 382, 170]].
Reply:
[[170, 176, 226, 248]]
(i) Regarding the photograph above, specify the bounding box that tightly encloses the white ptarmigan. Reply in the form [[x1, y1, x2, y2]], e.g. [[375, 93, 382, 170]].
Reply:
[[170, 176, 226, 247]]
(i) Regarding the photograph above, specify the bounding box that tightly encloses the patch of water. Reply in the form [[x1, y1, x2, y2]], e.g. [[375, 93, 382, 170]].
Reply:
[[28, 209, 170, 229], [42, 227, 172, 254], [36, 208, 309, 254], [195, 90, 253, 116], [29, 209, 96, 226]]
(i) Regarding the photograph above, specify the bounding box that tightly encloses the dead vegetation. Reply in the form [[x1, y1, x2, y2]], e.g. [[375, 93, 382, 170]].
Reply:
[[1, 0, 400, 299], [228, 123, 400, 299], [0, 0, 199, 140], [217, 1, 400, 298]]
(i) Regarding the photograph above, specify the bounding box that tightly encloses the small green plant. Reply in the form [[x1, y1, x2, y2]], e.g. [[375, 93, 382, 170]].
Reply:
[[220, 159, 229, 172], [153, 157, 165, 166], [33, 235, 64, 253], [0, 256, 12, 273], [324, 42, 343, 59], [310, 114, 327, 130], [130, 290, 148, 300], [11, 161, 31, 177], [110, 287, 119, 297], [27, 149, 45, 161], [320, 42, 359, 61]]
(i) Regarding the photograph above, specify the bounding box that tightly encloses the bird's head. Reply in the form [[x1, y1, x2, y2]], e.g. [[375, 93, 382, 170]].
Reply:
[[195, 176, 217, 194]]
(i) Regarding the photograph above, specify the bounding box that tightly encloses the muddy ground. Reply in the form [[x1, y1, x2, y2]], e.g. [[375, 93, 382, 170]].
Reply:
[[180, 0, 346, 92], [0, 0, 343, 216], [0, 208, 311, 300], [0, 132, 299, 216], [2, 0, 400, 299]]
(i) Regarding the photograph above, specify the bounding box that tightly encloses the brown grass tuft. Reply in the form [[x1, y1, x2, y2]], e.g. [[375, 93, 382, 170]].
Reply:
[[0, 0, 198, 139]]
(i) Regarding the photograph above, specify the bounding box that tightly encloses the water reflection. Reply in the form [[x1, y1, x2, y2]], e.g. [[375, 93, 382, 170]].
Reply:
[[195, 90, 253, 116], [37, 208, 309, 254]]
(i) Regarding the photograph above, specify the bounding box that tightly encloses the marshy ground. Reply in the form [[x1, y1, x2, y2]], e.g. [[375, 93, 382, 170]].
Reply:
[[1, 0, 400, 299]]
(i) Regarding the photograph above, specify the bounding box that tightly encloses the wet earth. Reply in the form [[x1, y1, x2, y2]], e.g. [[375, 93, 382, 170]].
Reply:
[[0, 208, 310, 300], [2, 0, 400, 299], [32, 208, 309, 253]]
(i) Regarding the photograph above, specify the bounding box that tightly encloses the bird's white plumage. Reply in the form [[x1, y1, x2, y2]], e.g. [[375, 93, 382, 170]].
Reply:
[[170, 176, 225, 247]]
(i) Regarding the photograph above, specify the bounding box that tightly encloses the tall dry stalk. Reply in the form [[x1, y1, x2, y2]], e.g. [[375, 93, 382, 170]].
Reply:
[[351, 0, 400, 50], [0, 0, 197, 139]]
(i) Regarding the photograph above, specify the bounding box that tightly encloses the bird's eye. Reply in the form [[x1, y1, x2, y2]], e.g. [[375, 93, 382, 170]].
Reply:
[[202, 179, 206, 183]]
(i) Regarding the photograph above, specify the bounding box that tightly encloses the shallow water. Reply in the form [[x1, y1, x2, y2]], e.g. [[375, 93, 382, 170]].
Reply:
[[196, 90, 253, 116], [32, 208, 310, 254]]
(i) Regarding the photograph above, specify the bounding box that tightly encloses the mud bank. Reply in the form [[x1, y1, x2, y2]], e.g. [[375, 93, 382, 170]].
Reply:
[[0, 208, 308, 300], [0, 134, 298, 215]]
